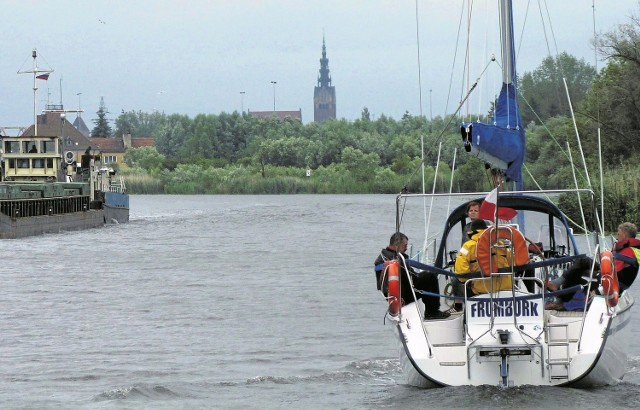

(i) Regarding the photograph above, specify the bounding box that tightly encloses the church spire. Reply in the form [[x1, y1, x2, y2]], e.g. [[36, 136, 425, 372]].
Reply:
[[317, 35, 332, 87], [313, 35, 336, 123]]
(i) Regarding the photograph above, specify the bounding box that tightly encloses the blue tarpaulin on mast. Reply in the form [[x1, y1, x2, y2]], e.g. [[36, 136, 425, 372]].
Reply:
[[460, 82, 525, 186], [460, 0, 525, 189]]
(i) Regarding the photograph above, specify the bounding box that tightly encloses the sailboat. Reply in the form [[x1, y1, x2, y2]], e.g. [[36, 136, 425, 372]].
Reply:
[[378, 0, 634, 387]]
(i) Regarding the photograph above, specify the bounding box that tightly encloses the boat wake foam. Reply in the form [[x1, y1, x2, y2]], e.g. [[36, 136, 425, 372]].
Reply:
[[244, 358, 401, 386], [94, 384, 180, 401]]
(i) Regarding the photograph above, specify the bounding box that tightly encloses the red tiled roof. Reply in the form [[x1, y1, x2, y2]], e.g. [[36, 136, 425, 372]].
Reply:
[[91, 137, 125, 152], [131, 137, 154, 148]]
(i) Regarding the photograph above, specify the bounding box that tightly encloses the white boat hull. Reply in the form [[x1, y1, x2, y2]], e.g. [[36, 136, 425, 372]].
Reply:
[[393, 291, 634, 387]]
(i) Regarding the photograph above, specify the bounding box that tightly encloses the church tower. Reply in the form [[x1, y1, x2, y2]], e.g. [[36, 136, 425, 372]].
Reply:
[[313, 36, 336, 123]]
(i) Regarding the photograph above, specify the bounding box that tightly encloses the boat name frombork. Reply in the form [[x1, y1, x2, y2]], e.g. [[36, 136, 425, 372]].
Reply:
[[469, 300, 540, 318]]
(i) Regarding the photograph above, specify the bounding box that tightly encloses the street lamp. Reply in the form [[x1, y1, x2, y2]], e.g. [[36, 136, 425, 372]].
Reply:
[[270, 81, 277, 112], [240, 91, 245, 113]]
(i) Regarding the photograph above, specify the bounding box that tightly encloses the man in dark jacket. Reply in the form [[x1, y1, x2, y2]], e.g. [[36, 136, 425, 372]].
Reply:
[[374, 232, 450, 320], [545, 256, 594, 310]]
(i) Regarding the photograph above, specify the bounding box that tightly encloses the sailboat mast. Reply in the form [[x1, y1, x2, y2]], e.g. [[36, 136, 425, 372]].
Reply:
[[32, 50, 38, 136], [499, 0, 515, 86]]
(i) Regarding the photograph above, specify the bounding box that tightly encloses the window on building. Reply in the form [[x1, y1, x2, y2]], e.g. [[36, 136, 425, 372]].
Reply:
[[5, 141, 19, 153], [43, 140, 56, 153]]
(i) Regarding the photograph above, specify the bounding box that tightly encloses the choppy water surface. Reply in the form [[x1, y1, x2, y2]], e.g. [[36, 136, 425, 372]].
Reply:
[[1, 195, 639, 409]]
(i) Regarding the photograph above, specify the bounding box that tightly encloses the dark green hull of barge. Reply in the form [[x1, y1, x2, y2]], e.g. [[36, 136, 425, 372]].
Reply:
[[0, 182, 128, 239]]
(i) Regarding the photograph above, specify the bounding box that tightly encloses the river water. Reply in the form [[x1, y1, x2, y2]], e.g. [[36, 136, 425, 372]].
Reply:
[[1, 194, 639, 409]]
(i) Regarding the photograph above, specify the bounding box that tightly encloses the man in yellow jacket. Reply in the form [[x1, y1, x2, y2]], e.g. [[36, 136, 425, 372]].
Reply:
[[455, 219, 513, 295]]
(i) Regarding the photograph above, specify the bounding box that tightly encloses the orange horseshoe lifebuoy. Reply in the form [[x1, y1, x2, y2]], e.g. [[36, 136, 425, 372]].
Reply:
[[386, 260, 402, 316], [476, 226, 530, 276], [600, 249, 619, 307]]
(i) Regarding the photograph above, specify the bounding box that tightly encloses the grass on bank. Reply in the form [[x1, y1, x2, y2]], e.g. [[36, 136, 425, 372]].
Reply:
[[121, 163, 640, 229], [121, 164, 412, 195]]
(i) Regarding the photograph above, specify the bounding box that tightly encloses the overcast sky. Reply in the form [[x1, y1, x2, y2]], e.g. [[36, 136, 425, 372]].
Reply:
[[1, 0, 638, 128]]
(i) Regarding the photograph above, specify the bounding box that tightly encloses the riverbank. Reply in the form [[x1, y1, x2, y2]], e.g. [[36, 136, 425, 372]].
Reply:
[[122, 163, 640, 232]]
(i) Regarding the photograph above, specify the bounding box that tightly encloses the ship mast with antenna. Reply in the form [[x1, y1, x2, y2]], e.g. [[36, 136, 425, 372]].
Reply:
[[17, 49, 54, 137]]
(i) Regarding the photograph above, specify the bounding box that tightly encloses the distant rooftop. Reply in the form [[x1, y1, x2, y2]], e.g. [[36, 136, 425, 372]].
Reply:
[[130, 137, 154, 148], [91, 137, 125, 153], [21, 111, 93, 152], [72, 116, 90, 137], [93, 135, 156, 152], [248, 109, 302, 121]]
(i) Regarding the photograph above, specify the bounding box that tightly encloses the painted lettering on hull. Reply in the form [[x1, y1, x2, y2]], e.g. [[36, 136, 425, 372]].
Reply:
[[470, 300, 540, 318]]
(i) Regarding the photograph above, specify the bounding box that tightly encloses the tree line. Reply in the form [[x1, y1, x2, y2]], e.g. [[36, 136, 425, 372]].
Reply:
[[97, 9, 640, 229]]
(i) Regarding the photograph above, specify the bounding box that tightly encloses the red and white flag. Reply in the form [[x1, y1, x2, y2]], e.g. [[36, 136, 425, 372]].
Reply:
[[478, 187, 518, 221], [36, 73, 50, 80]]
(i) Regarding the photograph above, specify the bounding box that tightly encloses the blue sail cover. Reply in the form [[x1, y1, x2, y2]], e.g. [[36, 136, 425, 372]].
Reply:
[[461, 82, 525, 185], [460, 0, 525, 189]]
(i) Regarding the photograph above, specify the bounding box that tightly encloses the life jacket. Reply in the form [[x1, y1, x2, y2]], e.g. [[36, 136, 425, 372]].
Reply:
[[613, 243, 640, 268], [613, 240, 640, 291], [455, 229, 514, 294]]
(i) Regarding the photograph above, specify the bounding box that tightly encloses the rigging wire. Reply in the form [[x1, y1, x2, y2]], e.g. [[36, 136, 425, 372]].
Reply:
[[421, 142, 443, 262], [592, 0, 605, 235], [402, 1, 607, 249], [523, 163, 587, 229], [567, 140, 592, 251], [518, 92, 589, 182], [536, 1, 566, 122], [445, 0, 468, 117], [591, 0, 601, 125], [515, 0, 532, 62], [414, 0, 424, 120], [414, 0, 429, 242], [445, 148, 458, 217], [541, 0, 561, 63], [526, 0, 600, 236], [563, 77, 592, 190], [401, 58, 496, 191], [564, 76, 604, 237], [550, 0, 603, 238], [476, 2, 492, 122], [407, 0, 597, 209]]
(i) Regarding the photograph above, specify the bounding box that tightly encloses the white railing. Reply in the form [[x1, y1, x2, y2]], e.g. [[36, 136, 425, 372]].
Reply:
[[93, 168, 126, 194]]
